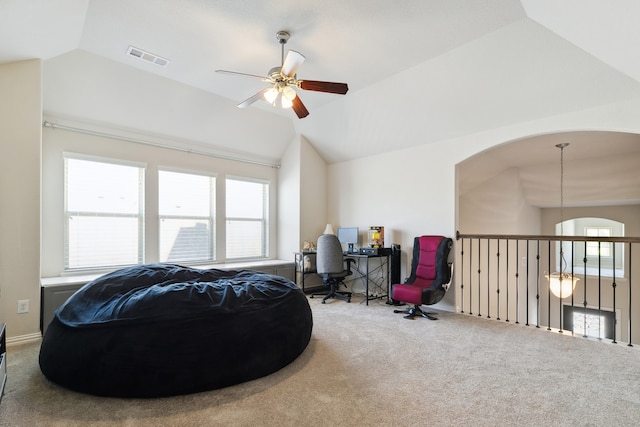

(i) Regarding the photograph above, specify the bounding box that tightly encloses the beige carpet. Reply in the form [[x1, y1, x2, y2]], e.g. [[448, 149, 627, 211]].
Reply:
[[2, 294, 640, 426]]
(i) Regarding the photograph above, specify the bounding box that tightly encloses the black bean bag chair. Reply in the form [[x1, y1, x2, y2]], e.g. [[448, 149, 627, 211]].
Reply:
[[39, 264, 313, 397]]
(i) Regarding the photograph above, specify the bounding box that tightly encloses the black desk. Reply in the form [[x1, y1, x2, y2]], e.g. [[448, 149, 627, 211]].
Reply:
[[294, 250, 391, 305]]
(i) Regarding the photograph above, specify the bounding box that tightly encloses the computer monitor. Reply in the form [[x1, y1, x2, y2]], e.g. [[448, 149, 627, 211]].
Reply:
[[337, 227, 359, 253]]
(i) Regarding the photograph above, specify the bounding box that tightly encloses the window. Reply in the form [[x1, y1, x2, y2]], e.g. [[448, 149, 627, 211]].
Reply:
[[65, 155, 144, 270], [159, 170, 215, 263], [556, 218, 624, 278], [225, 178, 269, 259], [585, 227, 611, 257]]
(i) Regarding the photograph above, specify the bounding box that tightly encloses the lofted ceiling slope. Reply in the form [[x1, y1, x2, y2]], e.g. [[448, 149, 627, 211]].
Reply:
[[1, 1, 640, 170]]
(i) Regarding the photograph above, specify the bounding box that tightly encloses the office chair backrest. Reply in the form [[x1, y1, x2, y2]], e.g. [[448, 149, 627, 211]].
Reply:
[[407, 236, 452, 289], [316, 234, 345, 275]]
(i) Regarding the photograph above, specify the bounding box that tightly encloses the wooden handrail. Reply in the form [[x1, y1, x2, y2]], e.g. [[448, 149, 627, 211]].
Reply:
[[456, 231, 640, 244]]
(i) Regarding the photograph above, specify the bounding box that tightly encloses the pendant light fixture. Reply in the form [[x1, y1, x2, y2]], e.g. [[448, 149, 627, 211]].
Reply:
[[547, 143, 579, 298]]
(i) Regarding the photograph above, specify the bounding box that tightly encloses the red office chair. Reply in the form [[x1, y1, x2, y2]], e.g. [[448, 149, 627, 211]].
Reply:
[[392, 236, 453, 320]]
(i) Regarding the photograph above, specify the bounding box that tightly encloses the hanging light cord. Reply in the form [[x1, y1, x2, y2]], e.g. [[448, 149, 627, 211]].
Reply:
[[557, 143, 569, 274], [560, 145, 565, 238]]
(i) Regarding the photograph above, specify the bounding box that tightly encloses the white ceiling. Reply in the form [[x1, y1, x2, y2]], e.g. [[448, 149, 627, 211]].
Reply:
[[2, 0, 640, 205], [458, 131, 640, 207]]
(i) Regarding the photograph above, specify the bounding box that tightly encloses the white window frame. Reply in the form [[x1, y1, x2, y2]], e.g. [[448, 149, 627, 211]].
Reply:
[[225, 176, 270, 260], [158, 168, 216, 264]]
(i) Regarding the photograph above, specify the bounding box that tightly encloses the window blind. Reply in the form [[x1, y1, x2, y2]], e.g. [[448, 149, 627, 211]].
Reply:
[[159, 170, 215, 263], [225, 178, 269, 259], [64, 155, 145, 270]]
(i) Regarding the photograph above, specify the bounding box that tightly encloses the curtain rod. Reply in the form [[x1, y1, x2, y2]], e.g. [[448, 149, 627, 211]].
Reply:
[[42, 121, 280, 169]]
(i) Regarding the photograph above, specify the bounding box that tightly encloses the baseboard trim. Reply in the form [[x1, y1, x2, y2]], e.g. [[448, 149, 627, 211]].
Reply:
[[7, 333, 42, 347]]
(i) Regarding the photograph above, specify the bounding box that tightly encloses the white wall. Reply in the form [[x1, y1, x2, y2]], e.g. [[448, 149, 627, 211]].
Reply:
[[0, 60, 42, 340], [277, 134, 329, 259], [459, 168, 541, 235], [299, 136, 328, 245], [277, 135, 301, 260]]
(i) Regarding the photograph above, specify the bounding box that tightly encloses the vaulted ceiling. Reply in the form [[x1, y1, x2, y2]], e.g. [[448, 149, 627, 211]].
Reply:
[[2, 1, 640, 205]]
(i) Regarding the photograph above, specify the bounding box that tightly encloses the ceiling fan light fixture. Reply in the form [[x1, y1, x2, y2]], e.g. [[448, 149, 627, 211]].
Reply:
[[264, 87, 278, 104], [281, 95, 293, 109], [282, 86, 297, 101]]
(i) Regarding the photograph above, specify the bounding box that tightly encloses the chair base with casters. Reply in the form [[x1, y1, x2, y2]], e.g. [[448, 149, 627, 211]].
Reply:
[[391, 235, 453, 320], [394, 305, 438, 320], [392, 283, 445, 319], [311, 277, 352, 303]]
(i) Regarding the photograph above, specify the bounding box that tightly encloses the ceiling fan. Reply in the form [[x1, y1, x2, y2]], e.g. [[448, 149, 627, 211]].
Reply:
[[216, 31, 349, 119]]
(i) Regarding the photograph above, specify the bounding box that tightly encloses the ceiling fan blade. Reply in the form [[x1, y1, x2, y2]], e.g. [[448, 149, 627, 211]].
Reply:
[[281, 50, 305, 77], [237, 87, 271, 108], [216, 70, 270, 81], [299, 80, 349, 95], [291, 96, 310, 119]]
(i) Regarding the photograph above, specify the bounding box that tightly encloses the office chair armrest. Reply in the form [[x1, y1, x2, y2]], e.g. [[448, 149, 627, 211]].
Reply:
[[344, 257, 356, 271]]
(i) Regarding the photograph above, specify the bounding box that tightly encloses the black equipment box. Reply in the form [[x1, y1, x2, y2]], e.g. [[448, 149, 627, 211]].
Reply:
[[359, 247, 392, 256]]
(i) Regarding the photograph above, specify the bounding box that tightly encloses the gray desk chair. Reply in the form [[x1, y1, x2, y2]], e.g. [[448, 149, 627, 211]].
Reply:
[[311, 234, 354, 303]]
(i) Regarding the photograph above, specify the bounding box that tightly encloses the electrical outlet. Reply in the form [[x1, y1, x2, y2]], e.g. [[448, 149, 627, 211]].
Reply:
[[17, 299, 29, 314]]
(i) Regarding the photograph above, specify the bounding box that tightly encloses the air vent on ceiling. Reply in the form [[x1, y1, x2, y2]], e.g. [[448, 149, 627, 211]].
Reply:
[[126, 46, 170, 67]]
